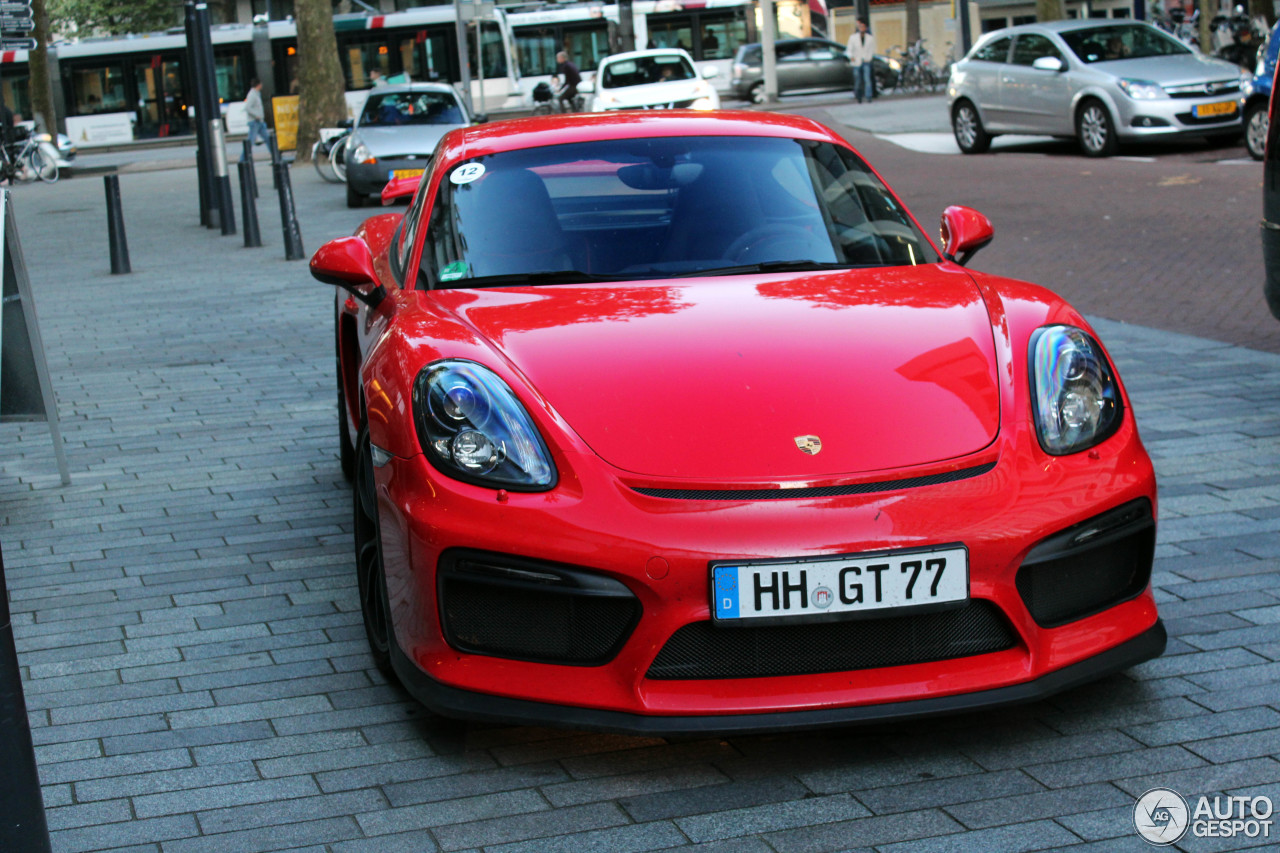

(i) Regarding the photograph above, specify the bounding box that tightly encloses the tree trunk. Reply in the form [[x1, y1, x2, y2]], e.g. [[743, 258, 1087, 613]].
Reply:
[[1199, 0, 1214, 53], [293, 0, 347, 161], [1035, 0, 1065, 22], [905, 0, 920, 44], [28, 0, 56, 131]]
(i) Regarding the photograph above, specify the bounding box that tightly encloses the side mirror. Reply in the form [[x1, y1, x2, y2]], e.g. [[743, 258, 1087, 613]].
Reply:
[[702, 65, 720, 79], [381, 174, 421, 205], [940, 205, 994, 266], [310, 236, 386, 308], [1032, 56, 1064, 72], [472, 113, 489, 124], [339, 117, 354, 129], [578, 80, 596, 94]]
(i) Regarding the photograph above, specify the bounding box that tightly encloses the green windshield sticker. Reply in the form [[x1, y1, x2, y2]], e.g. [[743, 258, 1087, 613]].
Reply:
[[439, 261, 469, 282]]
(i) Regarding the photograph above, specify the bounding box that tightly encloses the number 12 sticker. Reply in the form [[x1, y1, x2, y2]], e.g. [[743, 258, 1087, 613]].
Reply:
[[450, 163, 486, 185]]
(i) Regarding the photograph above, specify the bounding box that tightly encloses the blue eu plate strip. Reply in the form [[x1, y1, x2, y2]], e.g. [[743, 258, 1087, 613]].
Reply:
[[714, 566, 740, 619]]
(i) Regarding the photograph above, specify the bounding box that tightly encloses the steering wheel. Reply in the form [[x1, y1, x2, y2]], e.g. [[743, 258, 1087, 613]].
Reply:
[[723, 224, 830, 264]]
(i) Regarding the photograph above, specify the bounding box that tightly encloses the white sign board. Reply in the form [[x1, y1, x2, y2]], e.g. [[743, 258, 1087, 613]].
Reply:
[[65, 112, 136, 147]]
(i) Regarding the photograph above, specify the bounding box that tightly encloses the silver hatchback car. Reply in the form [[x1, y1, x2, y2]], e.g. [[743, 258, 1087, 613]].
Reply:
[[948, 20, 1248, 156]]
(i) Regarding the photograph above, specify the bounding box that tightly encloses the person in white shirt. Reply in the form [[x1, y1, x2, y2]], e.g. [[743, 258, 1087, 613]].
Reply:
[[847, 19, 876, 104], [242, 79, 269, 159]]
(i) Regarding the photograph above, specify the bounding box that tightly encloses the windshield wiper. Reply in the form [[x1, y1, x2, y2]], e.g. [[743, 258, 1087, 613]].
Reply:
[[453, 269, 627, 288], [671, 260, 863, 278]]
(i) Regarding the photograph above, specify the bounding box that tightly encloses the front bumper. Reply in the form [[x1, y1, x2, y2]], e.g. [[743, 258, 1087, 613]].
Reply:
[[1114, 92, 1245, 140], [372, 408, 1160, 730], [346, 158, 429, 196]]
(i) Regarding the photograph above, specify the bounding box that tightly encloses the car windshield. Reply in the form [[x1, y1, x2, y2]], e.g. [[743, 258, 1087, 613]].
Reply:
[[602, 55, 696, 88], [420, 135, 939, 288], [360, 91, 465, 127], [1060, 24, 1191, 63]]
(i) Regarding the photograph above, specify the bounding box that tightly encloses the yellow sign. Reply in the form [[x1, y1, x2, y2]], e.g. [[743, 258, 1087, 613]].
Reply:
[[272, 95, 299, 151]]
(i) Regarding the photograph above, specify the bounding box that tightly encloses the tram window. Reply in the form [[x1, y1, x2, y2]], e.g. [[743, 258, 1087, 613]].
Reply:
[[214, 54, 244, 103], [516, 27, 557, 77], [412, 30, 451, 83], [563, 25, 610, 73], [466, 21, 508, 80], [1, 74, 29, 121], [346, 37, 392, 88], [697, 12, 748, 60], [72, 65, 128, 114], [647, 15, 694, 52]]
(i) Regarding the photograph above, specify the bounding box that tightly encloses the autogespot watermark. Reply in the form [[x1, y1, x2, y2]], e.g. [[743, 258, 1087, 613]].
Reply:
[[1134, 787, 1274, 845]]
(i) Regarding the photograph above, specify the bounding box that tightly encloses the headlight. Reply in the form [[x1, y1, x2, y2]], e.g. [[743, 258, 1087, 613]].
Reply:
[[350, 142, 375, 164], [413, 360, 556, 490], [1029, 326, 1122, 455], [888, 58, 901, 71], [1117, 78, 1165, 100], [691, 97, 716, 110]]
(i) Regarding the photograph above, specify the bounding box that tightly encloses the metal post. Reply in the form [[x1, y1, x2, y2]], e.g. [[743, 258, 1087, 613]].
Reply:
[[103, 174, 131, 275], [761, 0, 778, 104], [238, 161, 261, 248], [0, 542, 52, 853], [273, 162, 305, 261], [958, 0, 972, 54], [454, 0, 474, 115], [210, 120, 236, 236], [241, 139, 258, 198], [474, 4, 486, 117], [184, 2, 212, 227], [267, 129, 281, 190]]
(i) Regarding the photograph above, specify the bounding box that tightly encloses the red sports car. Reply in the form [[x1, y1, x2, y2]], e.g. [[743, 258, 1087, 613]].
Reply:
[[310, 110, 1163, 734]]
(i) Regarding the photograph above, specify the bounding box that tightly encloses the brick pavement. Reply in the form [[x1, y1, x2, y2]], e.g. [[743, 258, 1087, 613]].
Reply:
[[1, 135, 1278, 853]]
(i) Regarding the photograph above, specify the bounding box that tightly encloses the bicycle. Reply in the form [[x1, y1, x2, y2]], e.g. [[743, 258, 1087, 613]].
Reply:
[[0, 127, 57, 184], [893, 39, 939, 94], [531, 81, 585, 115], [311, 122, 352, 184]]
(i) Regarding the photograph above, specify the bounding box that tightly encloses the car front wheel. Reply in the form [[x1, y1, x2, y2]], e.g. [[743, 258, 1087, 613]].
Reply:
[[354, 424, 394, 676], [1245, 99, 1268, 161], [346, 182, 365, 208], [1077, 99, 1118, 157], [952, 100, 991, 154], [749, 82, 766, 105]]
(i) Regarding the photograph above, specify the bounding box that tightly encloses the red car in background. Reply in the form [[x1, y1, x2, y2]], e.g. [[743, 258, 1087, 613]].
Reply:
[[311, 110, 1164, 733]]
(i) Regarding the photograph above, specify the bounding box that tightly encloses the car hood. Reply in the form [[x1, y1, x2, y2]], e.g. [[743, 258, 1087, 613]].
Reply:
[[1091, 52, 1241, 86], [353, 124, 461, 157], [596, 80, 710, 108], [445, 266, 1001, 481]]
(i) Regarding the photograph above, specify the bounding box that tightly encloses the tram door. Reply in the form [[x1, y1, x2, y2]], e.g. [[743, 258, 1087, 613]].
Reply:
[[134, 55, 189, 137]]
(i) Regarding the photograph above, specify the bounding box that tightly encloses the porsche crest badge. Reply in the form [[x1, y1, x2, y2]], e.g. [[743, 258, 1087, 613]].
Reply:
[[794, 435, 822, 455]]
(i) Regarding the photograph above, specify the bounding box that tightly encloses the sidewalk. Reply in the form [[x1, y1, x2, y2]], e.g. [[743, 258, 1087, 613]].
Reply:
[[2, 151, 1279, 853]]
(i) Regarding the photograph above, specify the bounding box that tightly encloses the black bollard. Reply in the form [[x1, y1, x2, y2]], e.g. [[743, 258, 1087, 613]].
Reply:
[[0, 542, 53, 853], [274, 162, 305, 261], [238, 161, 262, 248], [103, 174, 131, 274], [267, 129, 282, 190], [241, 138, 258, 199], [210, 121, 236, 237]]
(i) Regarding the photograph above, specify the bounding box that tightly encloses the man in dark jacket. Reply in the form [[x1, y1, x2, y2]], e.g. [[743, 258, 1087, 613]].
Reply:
[[553, 51, 581, 111]]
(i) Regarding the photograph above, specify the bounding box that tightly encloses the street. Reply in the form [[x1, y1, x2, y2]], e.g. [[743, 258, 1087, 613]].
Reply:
[[0, 108, 1278, 852]]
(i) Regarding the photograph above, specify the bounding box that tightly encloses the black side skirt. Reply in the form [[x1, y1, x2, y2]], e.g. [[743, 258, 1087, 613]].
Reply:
[[390, 619, 1167, 736]]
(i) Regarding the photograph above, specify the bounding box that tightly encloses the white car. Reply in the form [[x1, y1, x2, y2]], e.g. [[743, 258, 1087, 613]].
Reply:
[[582, 49, 720, 112]]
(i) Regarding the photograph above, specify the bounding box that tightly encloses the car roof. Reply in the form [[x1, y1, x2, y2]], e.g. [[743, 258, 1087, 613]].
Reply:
[[982, 19, 1161, 39], [367, 83, 459, 96], [600, 48, 695, 63], [438, 110, 845, 163]]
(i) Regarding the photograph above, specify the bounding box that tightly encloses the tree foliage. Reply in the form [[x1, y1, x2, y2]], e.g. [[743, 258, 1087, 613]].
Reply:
[[293, 0, 347, 160], [48, 0, 180, 37]]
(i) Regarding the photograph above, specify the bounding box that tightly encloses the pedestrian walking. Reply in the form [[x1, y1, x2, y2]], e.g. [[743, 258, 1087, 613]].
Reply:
[[847, 19, 876, 104], [242, 78, 270, 159]]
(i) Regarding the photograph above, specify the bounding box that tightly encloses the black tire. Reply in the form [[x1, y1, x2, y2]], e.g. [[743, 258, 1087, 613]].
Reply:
[[354, 424, 395, 677], [336, 325, 356, 482], [1245, 99, 1268, 161], [749, 82, 766, 105], [346, 182, 365, 208], [1076, 99, 1118, 158], [952, 100, 991, 154], [30, 148, 57, 183]]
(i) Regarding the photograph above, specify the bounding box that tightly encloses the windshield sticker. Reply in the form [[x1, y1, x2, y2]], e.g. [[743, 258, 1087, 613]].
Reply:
[[439, 261, 470, 282], [450, 163, 485, 185]]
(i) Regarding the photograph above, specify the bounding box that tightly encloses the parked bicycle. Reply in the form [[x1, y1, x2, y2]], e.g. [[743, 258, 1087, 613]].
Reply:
[[531, 81, 585, 115], [0, 126, 58, 184], [893, 39, 942, 94], [311, 121, 352, 184]]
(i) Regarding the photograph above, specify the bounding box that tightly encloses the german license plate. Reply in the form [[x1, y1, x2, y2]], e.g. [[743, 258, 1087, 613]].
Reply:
[[711, 545, 968, 625], [1194, 100, 1237, 118], [390, 168, 424, 180]]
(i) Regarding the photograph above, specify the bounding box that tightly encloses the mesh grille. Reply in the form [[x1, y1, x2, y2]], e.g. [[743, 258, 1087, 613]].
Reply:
[[442, 576, 639, 665], [647, 600, 1016, 680], [632, 462, 996, 502], [1016, 524, 1154, 628]]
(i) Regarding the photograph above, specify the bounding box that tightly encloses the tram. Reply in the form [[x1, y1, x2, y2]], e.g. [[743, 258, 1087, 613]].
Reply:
[[0, 6, 520, 144]]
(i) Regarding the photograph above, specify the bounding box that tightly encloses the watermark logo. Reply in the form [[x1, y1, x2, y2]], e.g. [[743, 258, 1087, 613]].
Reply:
[[1134, 788, 1189, 845], [1134, 789, 1274, 845]]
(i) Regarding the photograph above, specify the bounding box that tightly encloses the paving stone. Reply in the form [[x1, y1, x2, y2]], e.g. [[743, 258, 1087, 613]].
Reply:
[[675, 794, 871, 843]]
